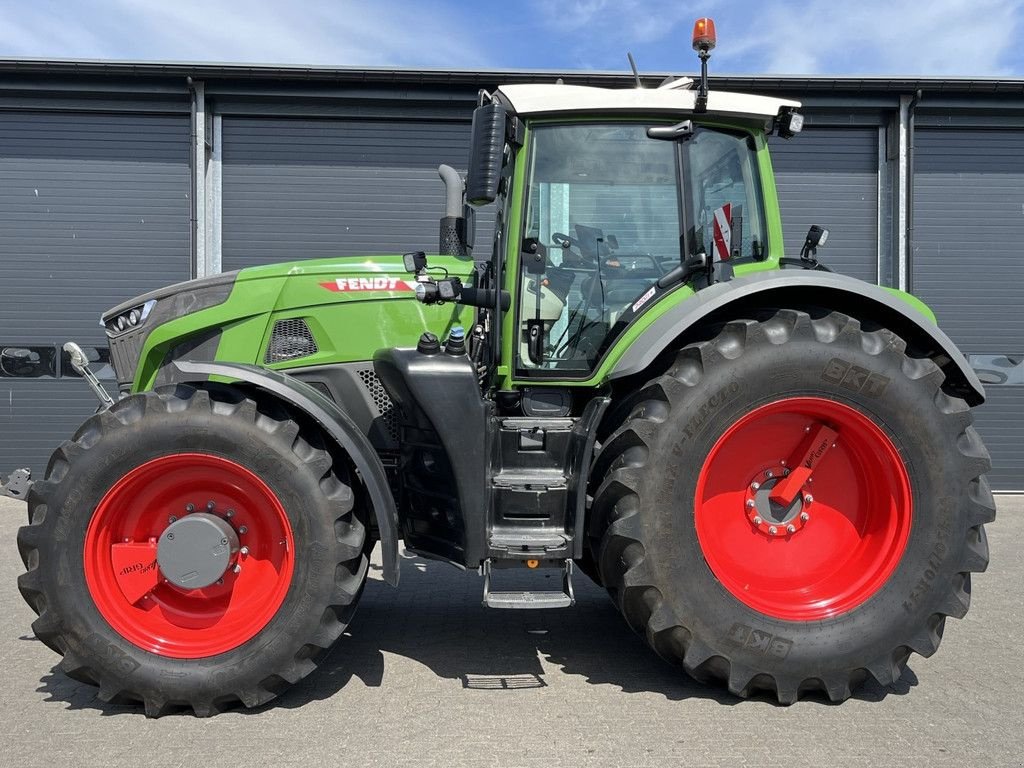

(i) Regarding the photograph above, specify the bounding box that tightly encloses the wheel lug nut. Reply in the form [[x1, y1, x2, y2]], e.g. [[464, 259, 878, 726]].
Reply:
[[238, 525, 248, 534], [185, 503, 195, 513], [765, 470, 774, 479], [746, 499, 756, 508], [168, 515, 177, 524], [786, 524, 796, 534], [783, 469, 790, 476], [753, 516, 763, 526], [240, 546, 249, 556], [216, 579, 224, 586], [226, 509, 235, 518], [804, 494, 814, 504], [751, 481, 760, 491], [768, 526, 778, 535], [800, 512, 810, 522], [233, 564, 242, 574], [206, 500, 216, 511]]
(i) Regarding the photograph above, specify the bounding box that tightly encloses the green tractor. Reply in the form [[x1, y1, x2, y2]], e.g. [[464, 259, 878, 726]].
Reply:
[[8, 21, 994, 716]]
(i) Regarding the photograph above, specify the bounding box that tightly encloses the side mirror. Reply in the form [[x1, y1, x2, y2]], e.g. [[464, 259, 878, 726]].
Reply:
[[465, 103, 506, 206]]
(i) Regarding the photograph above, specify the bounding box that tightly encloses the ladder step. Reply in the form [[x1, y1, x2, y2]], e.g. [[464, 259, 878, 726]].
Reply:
[[492, 470, 566, 489], [481, 558, 575, 610], [489, 532, 567, 549], [484, 591, 573, 609]]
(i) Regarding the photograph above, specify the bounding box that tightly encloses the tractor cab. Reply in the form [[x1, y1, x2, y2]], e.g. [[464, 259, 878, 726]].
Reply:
[[409, 22, 804, 391]]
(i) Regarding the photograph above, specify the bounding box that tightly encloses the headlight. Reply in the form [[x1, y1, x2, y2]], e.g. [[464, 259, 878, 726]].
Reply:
[[102, 299, 156, 337]]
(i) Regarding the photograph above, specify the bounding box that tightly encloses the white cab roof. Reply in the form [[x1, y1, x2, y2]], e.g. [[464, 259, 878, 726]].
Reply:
[[496, 83, 800, 121]]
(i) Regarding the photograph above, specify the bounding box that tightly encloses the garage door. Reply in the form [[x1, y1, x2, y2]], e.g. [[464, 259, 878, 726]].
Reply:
[[0, 112, 190, 475], [912, 128, 1024, 490], [770, 128, 879, 283], [221, 118, 493, 271]]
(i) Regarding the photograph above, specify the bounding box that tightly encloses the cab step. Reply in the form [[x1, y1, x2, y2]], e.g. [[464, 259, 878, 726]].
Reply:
[[481, 559, 575, 609]]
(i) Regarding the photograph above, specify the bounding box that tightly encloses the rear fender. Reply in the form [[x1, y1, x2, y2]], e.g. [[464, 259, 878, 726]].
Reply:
[[172, 360, 400, 586], [609, 271, 985, 407]]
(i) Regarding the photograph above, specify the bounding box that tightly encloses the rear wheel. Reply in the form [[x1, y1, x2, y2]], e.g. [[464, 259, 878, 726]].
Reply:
[[17, 384, 369, 716], [591, 309, 995, 702]]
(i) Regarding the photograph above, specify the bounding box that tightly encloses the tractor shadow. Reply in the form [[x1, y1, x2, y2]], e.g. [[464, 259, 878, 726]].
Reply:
[[34, 555, 917, 715], [270, 555, 918, 711]]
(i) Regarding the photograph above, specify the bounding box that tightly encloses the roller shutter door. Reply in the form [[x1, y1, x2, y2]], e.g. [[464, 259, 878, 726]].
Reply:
[[770, 128, 879, 283], [221, 118, 493, 271], [0, 112, 190, 475], [912, 128, 1024, 490]]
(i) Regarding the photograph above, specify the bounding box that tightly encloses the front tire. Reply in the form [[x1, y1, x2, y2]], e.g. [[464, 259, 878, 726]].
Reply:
[[17, 384, 369, 716], [591, 309, 995, 703]]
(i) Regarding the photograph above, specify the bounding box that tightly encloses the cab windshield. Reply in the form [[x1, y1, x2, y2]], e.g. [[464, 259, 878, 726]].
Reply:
[[517, 122, 766, 374]]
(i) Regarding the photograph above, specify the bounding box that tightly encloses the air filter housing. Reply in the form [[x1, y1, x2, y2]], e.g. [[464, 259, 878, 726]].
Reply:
[[265, 318, 318, 364]]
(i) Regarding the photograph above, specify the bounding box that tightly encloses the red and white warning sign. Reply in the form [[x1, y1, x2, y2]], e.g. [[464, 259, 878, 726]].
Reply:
[[320, 276, 417, 293], [712, 203, 732, 262]]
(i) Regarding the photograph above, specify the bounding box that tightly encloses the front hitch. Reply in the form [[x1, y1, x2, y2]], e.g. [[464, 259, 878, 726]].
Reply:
[[1, 468, 31, 501]]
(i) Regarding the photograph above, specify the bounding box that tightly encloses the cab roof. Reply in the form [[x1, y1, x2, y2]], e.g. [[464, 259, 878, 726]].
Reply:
[[496, 82, 800, 122]]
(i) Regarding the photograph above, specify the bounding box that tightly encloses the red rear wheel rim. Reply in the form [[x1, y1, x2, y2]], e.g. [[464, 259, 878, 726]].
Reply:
[[84, 453, 294, 658], [694, 397, 912, 621]]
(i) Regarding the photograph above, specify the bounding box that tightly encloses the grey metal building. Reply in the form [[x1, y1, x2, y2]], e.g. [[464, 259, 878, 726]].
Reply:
[[0, 61, 1021, 489]]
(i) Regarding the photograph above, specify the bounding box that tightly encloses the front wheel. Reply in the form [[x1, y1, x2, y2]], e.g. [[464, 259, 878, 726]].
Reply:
[[17, 384, 369, 716], [591, 309, 995, 703]]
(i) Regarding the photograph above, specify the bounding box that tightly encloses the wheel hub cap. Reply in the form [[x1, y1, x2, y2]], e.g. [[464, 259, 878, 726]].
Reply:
[[157, 513, 239, 589]]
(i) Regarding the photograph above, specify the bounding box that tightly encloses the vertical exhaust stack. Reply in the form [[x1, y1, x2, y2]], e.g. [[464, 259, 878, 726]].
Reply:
[[438, 164, 470, 257]]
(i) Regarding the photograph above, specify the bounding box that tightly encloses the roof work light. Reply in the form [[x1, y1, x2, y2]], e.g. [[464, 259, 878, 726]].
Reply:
[[692, 17, 717, 52]]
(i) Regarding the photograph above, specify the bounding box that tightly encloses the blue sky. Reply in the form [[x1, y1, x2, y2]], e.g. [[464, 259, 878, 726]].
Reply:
[[0, 0, 1022, 77]]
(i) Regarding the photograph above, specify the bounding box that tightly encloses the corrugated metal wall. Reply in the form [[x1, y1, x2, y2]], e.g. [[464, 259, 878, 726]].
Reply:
[[0, 111, 190, 475], [221, 118, 492, 271], [0, 100, 1018, 491], [770, 128, 879, 282], [912, 128, 1024, 489]]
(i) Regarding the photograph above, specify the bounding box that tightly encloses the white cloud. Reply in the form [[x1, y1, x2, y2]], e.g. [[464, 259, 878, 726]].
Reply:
[[0, 0, 488, 68], [729, 0, 1023, 75]]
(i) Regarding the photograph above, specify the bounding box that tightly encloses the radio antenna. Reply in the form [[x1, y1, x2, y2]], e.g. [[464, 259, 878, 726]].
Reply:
[[627, 53, 643, 88]]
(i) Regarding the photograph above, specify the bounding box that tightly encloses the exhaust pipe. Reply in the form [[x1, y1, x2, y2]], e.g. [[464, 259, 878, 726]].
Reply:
[[438, 164, 470, 257]]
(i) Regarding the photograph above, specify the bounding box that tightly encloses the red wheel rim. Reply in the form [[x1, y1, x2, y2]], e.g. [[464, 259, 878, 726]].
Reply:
[[84, 453, 294, 658], [694, 397, 912, 621]]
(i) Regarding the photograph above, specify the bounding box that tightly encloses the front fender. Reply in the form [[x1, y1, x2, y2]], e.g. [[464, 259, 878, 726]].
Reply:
[[608, 271, 985, 407], [172, 360, 401, 586]]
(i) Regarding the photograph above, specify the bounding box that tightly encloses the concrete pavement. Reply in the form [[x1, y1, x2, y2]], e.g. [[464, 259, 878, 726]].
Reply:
[[1, 495, 1021, 768]]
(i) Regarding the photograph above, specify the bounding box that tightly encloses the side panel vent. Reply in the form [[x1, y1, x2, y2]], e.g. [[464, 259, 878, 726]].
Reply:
[[357, 368, 399, 442], [265, 318, 318, 364]]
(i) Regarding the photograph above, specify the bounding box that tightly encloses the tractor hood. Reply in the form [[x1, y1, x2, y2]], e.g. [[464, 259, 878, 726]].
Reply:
[[103, 254, 475, 391]]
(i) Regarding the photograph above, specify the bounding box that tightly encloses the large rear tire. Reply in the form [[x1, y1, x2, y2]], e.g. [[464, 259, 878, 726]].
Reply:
[[590, 309, 995, 703], [17, 384, 369, 716]]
